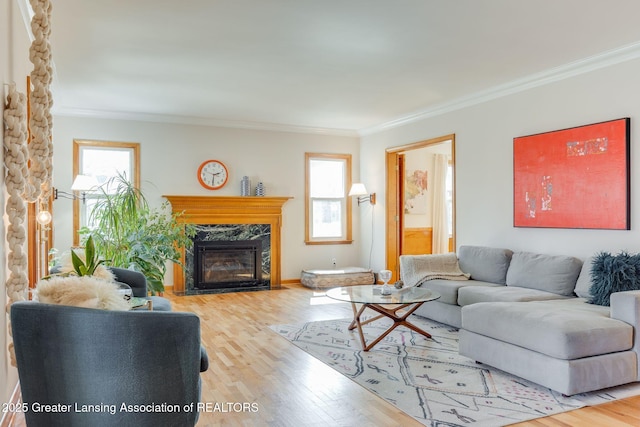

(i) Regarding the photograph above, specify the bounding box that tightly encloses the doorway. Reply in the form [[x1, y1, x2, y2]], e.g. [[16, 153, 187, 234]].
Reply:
[[385, 134, 456, 280]]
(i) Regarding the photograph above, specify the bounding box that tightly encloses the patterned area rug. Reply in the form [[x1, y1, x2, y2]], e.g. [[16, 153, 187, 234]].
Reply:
[[270, 316, 640, 426]]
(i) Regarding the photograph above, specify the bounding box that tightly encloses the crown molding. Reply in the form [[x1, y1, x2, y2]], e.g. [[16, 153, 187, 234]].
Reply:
[[358, 41, 640, 137], [33, 0, 640, 141], [46, 39, 640, 139], [51, 107, 359, 137]]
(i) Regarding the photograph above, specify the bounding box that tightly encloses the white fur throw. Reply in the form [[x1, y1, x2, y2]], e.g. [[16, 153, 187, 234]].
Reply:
[[400, 253, 470, 287], [35, 275, 130, 311]]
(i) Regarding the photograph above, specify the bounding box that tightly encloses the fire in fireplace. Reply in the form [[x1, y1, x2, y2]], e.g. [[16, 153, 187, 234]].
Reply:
[[192, 239, 266, 292]]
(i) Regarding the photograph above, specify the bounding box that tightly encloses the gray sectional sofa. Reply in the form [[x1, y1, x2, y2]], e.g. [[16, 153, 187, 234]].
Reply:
[[399, 245, 640, 395]]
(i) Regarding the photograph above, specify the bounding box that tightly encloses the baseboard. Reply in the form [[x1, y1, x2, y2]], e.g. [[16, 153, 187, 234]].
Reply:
[[166, 281, 303, 293], [0, 383, 21, 427]]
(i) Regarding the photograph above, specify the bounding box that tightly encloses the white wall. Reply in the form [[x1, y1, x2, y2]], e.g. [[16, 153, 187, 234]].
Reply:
[[1, 0, 31, 411], [51, 117, 364, 281], [360, 57, 640, 270]]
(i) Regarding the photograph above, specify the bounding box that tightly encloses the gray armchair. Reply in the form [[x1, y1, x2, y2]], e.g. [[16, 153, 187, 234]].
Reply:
[[11, 301, 208, 427], [109, 267, 172, 311]]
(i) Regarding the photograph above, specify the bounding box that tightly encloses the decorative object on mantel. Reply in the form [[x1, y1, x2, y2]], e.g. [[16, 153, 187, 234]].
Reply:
[[241, 176, 251, 196], [255, 181, 265, 196]]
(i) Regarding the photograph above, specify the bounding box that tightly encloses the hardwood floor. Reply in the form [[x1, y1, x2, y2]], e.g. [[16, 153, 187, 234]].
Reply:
[[171, 284, 640, 427], [170, 285, 418, 426], [7, 284, 640, 426]]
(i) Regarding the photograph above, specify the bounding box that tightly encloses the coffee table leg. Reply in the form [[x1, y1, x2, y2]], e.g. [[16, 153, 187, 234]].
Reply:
[[351, 302, 431, 351], [348, 303, 386, 330], [390, 303, 431, 338], [347, 303, 387, 350], [349, 303, 369, 350], [348, 302, 362, 329]]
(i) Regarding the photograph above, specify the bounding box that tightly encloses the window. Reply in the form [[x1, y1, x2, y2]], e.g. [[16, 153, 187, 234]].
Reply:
[[305, 153, 353, 244], [73, 140, 140, 245]]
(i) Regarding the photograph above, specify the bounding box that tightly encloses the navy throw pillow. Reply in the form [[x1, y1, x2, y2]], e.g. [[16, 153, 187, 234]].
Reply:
[[589, 251, 640, 306]]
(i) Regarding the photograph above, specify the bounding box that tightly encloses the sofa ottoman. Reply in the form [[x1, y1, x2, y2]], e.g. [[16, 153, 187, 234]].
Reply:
[[460, 299, 637, 395], [300, 267, 375, 289]]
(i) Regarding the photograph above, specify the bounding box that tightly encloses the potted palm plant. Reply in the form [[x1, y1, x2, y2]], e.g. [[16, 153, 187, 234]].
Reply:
[[79, 174, 196, 294]]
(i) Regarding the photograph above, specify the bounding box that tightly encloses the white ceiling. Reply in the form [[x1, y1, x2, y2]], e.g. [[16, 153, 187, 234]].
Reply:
[[38, 0, 640, 135]]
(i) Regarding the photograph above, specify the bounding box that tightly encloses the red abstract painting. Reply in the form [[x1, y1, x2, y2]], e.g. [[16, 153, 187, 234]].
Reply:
[[513, 118, 630, 229]]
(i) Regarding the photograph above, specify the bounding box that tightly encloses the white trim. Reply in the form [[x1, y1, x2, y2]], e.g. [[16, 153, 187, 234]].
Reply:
[[358, 41, 640, 136], [51, 107, 359, 137]]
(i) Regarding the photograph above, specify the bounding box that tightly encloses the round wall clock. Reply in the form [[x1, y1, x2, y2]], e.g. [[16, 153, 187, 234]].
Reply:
[[197, 159, 229, 190]]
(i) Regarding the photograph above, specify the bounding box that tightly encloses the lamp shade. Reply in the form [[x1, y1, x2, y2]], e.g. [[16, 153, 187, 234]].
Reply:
[[348, 183, 368, 196], [71, 175, 99, 191]]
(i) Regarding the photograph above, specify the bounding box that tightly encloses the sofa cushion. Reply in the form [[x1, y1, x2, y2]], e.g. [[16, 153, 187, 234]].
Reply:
[[418, 279, 500, 305], [506, 252, 582, 296], [457, 285, 571, 307], [461, 301, 632, 359], [532, 297, 611, 315], [589, 251, 640, 306], [574, 256, 594, 299], [457, 246, 513, 284]]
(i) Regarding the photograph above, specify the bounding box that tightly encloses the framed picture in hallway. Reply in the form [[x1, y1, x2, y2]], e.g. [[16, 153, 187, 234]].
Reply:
[[513, 117, 630, 230]]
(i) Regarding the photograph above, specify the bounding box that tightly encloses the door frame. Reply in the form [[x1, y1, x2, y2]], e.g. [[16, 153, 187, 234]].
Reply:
[[385, 134, 456, 281]]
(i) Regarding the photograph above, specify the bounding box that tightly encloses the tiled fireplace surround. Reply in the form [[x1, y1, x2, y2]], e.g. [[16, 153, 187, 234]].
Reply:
[[164, 196, 291, 295]]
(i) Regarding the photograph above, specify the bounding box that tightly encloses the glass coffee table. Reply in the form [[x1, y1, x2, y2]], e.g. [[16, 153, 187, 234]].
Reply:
[[326, 285, 441, 351]]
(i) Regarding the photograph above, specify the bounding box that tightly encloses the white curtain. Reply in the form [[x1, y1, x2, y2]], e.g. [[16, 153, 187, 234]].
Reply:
[[431, 154, 450, 254]]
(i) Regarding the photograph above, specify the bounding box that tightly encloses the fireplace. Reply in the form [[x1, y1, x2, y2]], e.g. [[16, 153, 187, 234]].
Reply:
[[183, 223, 271, 295], [163, 195, 291, 295], [193, 239, 266, 292]]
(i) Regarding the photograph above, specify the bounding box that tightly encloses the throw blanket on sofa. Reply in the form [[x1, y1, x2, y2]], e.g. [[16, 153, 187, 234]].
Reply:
[[400, 253, 470, 287]]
